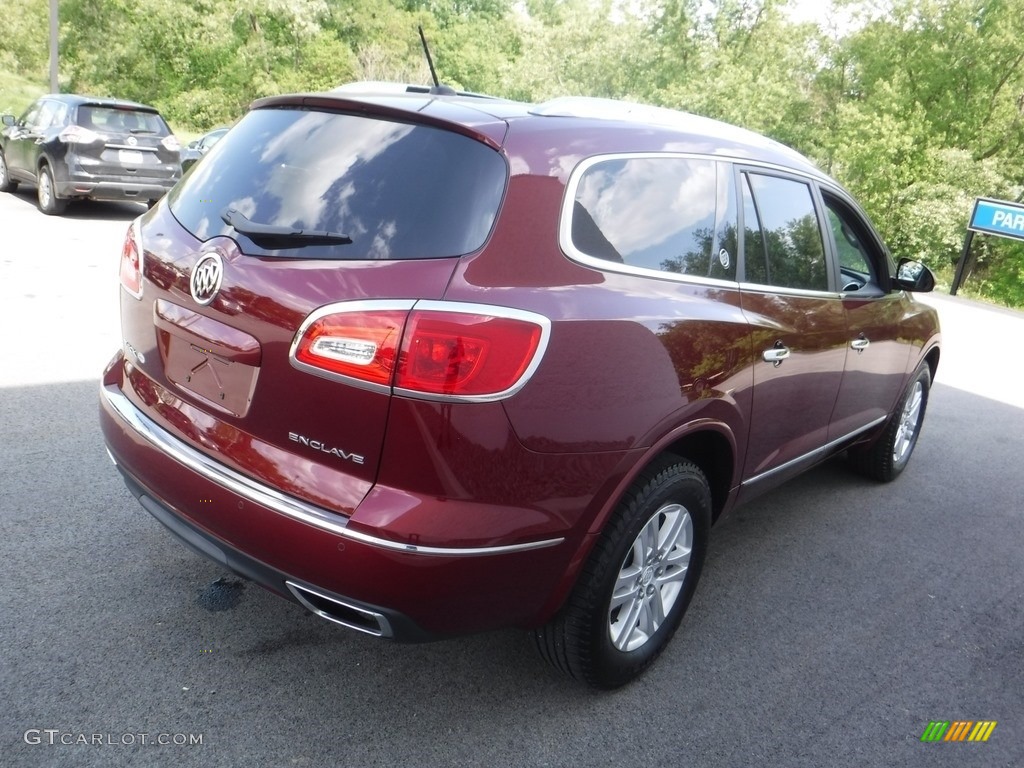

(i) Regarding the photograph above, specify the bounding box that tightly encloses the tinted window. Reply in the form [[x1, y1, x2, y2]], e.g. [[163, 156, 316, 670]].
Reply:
[[77, 106, 168, 135], [21, 101, 41, 128], [741, 174, 768, 284], [36, 100, 61, 130], [745, 174, 826, 291], [169, 108, 507, 260], [823, 195, 882, 292], [571, 156, 736, 280]]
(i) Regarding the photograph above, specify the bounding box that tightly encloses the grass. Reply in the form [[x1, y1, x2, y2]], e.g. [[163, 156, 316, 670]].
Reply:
[[0, 70, 47, 117]]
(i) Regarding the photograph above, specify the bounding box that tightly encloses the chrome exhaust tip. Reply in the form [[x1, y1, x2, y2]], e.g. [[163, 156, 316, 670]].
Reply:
[[285, 581, 392, 638]]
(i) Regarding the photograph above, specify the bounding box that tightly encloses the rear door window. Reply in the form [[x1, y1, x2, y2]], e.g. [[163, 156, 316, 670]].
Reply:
[[567, 155, 738, 282], [742, 172, 828, 292], [168, 108, 508, 260]]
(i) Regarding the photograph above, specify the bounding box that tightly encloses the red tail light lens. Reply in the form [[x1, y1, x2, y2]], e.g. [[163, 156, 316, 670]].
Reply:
[[119, 221, 143, 298], [293, 309, 409, 388], [396, 311, 543, 397], [291, 302, 549, 400]]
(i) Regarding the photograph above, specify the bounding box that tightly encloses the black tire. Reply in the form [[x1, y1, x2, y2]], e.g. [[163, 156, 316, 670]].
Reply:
[[0, 150, 17, 192], [37, 164, 67, 215], [849, 362, 931, 482], [533, 455, 711, 688]]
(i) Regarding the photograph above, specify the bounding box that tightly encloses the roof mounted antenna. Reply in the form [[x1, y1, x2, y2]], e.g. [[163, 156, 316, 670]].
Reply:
[[418, 26, 456, 95]]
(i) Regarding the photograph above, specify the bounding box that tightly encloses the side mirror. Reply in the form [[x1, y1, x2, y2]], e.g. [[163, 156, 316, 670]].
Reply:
[[187, 140, 199, 149], [1, 115, 15, 127], [894, 258, 935, 293]]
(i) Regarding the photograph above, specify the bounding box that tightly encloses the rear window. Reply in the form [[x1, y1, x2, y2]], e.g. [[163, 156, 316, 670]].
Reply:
[[78, 106, 167, 135], [168, 108, 508, 260]]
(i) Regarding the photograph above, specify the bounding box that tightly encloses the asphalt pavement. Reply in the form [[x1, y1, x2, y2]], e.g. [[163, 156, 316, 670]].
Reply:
[[0, 188, 1021, 767]]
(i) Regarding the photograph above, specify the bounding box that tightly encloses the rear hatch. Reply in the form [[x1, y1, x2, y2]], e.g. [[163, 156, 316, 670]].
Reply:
[[117, 95, 509, 515], [74, 103, 179, 181]]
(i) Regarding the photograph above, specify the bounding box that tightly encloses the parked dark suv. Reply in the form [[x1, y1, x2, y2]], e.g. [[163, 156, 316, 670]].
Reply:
[[99, 86, 940, 688], [0, 93, 181, 214]]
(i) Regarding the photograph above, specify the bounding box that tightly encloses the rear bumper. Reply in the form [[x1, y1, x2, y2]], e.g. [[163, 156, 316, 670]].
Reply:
[[99, 364, 585, 639], [57, 177, 175, 202], [112, 464, 429, 640], [56, 158, 178, 201]]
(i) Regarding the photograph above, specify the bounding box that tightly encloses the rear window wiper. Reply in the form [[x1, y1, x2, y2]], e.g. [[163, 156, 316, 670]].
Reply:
[[221, 208, 353, 246]]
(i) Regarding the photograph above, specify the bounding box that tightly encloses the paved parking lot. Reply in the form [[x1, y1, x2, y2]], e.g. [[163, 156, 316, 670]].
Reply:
[[1, 189, 1021, 767]]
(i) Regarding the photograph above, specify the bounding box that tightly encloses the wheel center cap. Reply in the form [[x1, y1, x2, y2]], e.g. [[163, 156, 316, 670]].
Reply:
[[641, 566, 655, 586]]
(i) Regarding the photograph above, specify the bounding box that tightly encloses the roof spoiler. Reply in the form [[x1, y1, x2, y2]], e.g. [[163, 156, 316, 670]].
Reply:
[[330, 81, 497, 100]]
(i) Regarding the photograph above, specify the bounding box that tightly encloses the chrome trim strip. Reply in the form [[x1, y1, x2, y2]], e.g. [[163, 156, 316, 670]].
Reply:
[[288, 299, 416, 394], [285, 580, 392, 638], [103, 386, 564, 556], [738, 281, 842, 300], [120, 217, 143, 300], [558, 151, 832, 288], [558, 152, 743, 289], [742, 416, 888, 488], [560, 247, 741, 289]]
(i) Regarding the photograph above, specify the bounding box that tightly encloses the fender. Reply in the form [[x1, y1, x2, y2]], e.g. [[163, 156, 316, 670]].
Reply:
[[527, 410, 741, 628]]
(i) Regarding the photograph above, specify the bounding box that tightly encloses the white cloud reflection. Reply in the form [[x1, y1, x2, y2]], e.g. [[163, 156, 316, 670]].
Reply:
[[258, 113, 413, 236], [576, 158, 717, 257]]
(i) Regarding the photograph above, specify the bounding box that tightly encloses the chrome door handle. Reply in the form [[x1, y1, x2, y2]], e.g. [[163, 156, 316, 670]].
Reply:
[[762, 342, 790, 367], [850, 336, 870, 353]]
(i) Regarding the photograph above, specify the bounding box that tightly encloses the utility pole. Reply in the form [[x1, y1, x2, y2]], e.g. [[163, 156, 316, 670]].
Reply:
[[49, 0, 59, 93]]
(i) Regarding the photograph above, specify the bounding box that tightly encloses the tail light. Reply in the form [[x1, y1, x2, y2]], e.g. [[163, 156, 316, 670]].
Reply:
[[161, 135, 181, 152], [290, 301, 550, 401], [293, 307, 409, 388], [119, 220, 143, 299], [59, 125, 101, 144]]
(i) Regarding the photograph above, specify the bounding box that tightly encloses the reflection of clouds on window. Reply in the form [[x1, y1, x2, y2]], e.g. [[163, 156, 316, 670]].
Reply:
[[169, 108, 506, 260], [194, 216, 212, 240], [574, 158, 718, 272], [233, 196, 257, 218], [368, 220, 397, 260], [333, 182, 363, 239], [258, 113, 413, 230]]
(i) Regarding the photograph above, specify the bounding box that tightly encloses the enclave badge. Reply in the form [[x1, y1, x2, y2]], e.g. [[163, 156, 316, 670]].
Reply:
[[190, 253, 223, 305]]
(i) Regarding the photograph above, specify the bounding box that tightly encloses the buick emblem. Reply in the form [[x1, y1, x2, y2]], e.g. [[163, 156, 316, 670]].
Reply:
[[190, 253, 224, 305]]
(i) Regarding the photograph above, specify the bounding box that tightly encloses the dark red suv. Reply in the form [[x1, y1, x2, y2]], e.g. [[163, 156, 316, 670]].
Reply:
[[99, 87, 940, 688]]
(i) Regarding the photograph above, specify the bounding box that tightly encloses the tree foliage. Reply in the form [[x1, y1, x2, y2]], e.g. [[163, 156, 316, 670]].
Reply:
[[1, 0, 1023, 305]]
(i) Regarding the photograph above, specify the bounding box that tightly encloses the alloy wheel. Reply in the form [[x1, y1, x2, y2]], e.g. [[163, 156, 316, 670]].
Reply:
[[893, 380, 923, 464], [608, 502, 693, 652], [39, 170, 53, 209]]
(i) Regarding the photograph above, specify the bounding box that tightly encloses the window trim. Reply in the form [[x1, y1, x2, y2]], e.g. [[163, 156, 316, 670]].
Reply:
[[559, 152, 845, 291], [558, 151, 740, 288], [735, 165, 839, 297]]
